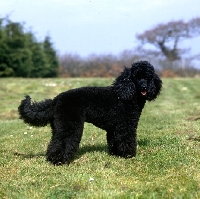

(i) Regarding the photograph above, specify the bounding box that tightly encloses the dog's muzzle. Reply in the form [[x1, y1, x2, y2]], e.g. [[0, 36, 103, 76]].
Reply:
[[141, 90, 147, 96], [139, 79, 147, 96]]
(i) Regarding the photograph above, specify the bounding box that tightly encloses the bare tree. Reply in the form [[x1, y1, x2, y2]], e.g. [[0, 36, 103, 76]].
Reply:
[[136, 18, 200, 61]]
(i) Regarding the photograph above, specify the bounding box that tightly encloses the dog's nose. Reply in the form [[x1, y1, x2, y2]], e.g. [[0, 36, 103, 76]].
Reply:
[[142, 86, 147, 90]]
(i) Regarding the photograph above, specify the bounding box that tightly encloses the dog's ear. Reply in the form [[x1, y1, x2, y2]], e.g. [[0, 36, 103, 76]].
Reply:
[[147, 73, 162, 101], [113, 67, 136, 101]]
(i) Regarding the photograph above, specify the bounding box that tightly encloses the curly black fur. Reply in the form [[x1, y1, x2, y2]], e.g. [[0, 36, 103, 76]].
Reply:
[[18, 61, 162, 165]]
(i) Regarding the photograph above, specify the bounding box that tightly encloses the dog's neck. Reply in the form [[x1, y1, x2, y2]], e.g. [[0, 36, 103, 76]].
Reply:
[[118, 95, 146, 113]]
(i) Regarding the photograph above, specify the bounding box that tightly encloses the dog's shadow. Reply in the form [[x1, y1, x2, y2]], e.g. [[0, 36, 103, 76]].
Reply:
[[13, 139, 150, 163], [13, 144, 108, 163], [75, 144, 108, 159], [13, 151, 45, 159], [76, 138, 150, 157], [138, 138, 150, 146]]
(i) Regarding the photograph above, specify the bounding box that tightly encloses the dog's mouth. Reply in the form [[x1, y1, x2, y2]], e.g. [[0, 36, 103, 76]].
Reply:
[[141, 91, 147, 96]]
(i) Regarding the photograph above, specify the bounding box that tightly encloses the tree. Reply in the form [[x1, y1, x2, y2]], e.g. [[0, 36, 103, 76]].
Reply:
[[0, 17, 59, 77], [30, 42, 48, 77], [43, 36, 59, 77], [4, 22, 33, 77], [0, 24, 13, 76], [136, 18, 200, 61]]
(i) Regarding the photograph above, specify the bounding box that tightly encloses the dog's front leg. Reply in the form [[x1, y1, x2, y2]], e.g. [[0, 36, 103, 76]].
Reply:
[[106, 127, 137, 158]]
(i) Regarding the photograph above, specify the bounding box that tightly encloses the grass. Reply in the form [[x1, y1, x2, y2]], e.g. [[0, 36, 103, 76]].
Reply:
[[0, 77, 200, 199]]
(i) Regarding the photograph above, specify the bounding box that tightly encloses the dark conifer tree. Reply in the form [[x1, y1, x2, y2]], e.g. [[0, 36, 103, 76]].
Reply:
[[43, 35, 59, 77], [0, 17, 59, 77]]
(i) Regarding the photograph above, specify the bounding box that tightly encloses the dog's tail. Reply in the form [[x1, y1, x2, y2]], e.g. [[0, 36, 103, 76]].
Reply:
[[18, 95, 54, 127]]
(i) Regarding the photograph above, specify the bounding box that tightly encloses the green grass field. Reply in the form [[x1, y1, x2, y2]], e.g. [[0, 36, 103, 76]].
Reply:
[[0, 78, 200, 199]]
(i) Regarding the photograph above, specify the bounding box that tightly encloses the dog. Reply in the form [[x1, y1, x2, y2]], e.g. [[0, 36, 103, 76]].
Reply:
[[18, 61, 162, 165]]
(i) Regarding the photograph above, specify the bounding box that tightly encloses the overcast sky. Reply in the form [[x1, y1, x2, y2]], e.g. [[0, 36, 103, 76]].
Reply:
[[0, 0, 200, 57]]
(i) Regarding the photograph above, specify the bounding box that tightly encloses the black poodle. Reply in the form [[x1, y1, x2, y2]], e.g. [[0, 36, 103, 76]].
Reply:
[[18, 61, 162, 165]]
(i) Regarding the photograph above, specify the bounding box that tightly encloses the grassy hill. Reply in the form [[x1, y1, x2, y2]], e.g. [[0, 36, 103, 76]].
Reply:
[[0, 78, 199, 198]]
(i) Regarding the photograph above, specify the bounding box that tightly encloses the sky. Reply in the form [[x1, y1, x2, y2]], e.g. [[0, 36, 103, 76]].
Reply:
[[0, 0, 200, 58]]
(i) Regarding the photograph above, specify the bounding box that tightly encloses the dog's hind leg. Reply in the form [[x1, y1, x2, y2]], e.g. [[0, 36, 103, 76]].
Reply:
[[46, 121, 84, 165]]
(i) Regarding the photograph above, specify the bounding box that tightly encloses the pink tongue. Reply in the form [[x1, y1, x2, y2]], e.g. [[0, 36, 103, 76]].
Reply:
[[141, 91, 147, 96]]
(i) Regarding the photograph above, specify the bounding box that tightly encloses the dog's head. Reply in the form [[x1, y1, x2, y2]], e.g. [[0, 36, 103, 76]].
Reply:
[[113, 61, 162, 101]]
